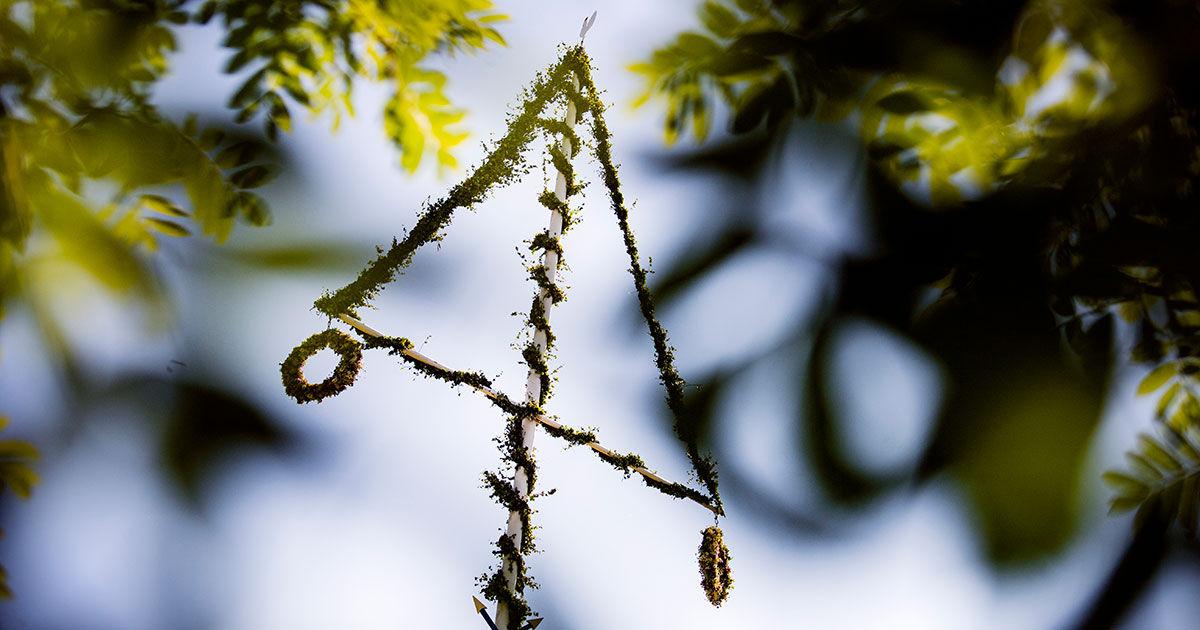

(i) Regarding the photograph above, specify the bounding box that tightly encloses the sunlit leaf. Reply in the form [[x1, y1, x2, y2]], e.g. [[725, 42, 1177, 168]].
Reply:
[[213, 141, 263, 170], [701, 2, 739, 40], [229, 165, 277, 189], [1139, 362, 1178, 395], [140, 194, 188, 217], [232, 191, 271, 226], [29, 171, 155, 293], [145, 217, 190, 238]]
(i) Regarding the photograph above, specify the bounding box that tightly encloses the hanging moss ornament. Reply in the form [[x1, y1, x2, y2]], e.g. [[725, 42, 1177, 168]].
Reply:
[[698, 526, 733, 607], [280, 329, 363, 403]]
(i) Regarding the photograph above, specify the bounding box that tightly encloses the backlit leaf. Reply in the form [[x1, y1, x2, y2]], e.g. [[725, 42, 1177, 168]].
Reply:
[[1139, 362, 1178, 395], [229, 165, 277, 189], [145, 217, 190, 238]]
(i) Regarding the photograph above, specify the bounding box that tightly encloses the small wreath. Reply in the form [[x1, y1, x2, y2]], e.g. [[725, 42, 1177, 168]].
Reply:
[[281, 329, 363, 403]]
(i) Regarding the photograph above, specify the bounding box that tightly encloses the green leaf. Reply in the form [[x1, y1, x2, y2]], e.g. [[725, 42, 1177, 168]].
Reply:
[[676, 33, 721, 58], [876, 91, 931, 114], [230, 69, 268, 109], [691, 94, 710, 141], [708, 52, 773, 79], [145, 217, 190, 238], [194, 1, 217, 24], [182, 113, 198, 138], [233, 192, 271, 226], [214, 141, 262, 170], [225, 50, 253, 74], [701, 2, 740, 39], [0, 441, 38, 459], [1139, 362, 1178, 395], [1109, 495, 1144, 514], [1126, 452, 1164, 481], [32, 172, 157, 293], [229, 165, 277, 189], [185, 161, 235, 243], [140, 194, 188, 217], [732, 79, 772, 133], [732, 31, 796, 55], [1102, 471, 1150, 496], [1156, 382, 1181, 419], [197, 128, 226, 152], [482, 28, 506, 46], [269, 94, 291, 134], [1138, 434, 1183, 474], [0, 423, 39, 501]]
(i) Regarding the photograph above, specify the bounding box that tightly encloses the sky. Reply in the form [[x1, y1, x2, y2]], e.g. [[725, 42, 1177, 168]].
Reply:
[[1, 1, 1198, 629]]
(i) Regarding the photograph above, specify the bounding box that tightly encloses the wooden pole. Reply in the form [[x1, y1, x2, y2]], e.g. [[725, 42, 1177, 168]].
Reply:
[[495, 68, 580, 630]]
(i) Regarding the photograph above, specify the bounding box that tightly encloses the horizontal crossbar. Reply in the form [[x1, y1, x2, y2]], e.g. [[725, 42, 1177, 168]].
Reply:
[[338, 313, 718, 515]]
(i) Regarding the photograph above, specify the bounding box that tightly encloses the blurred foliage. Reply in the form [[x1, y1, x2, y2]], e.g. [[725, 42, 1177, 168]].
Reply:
[[0, 0, 506, 599], [0, 416, 37, 599], [204, 0, 505, 172], [637, 0, 1200, 621], [0, 0, 508, 353], [130, 375, 295, 508], [633, 0, 1156, 204], [1107, 361, 1200, 534]]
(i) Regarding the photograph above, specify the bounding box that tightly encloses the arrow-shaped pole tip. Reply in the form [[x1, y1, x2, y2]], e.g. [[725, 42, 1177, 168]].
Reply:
[[473, 596, 500, 630], [526, 619, 544, 629], [579, 10, 597, 43]]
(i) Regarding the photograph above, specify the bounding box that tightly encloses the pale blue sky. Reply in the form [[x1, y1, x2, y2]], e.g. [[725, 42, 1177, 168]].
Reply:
[[1, 2, 1194, 629]]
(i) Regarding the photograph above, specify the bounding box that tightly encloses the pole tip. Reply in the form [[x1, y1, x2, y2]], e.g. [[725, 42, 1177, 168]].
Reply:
[[527, 619, 544, 629], [473, 596, 487, 613], [579, 11, 597, 44]]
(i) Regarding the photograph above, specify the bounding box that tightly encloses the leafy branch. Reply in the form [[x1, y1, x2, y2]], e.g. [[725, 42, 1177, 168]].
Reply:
[[203, 0, 505, 171], [1105, 428, 1200, 535], [1107, 362, 1200, 534]]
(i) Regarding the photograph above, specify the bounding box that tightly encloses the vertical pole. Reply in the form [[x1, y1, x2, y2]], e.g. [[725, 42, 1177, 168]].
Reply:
[[495, 71, 580, 630]]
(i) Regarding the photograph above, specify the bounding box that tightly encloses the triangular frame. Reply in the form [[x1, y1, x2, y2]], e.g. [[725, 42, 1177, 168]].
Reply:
[[280, 46, 731, 623]]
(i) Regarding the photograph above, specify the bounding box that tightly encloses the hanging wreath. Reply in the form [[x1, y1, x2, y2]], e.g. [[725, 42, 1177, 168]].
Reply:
[[281, 329, 363, 403]]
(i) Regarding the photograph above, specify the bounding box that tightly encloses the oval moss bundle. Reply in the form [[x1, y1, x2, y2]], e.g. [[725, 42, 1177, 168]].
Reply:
[[698, 526, 733, 607], [281, 329, 363, 403]]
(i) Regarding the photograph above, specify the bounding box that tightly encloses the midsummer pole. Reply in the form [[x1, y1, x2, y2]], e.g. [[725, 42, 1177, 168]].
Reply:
[[495, 15, 594, 627], [282, 14, 733, 622]]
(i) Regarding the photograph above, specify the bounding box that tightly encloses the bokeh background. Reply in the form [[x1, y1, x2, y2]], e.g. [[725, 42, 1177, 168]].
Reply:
[[2, 1, 1199, 628]]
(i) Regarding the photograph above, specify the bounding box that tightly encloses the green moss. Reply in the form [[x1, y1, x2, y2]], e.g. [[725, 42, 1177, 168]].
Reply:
[[537, 422, 594, 445], [280, 329, 363, 403], [579, 59, 724, 514], [698, 526, 733, 607]]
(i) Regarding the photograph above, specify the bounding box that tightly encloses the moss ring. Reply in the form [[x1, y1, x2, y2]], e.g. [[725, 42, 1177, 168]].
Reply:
[[281, 329, 363, 403]]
